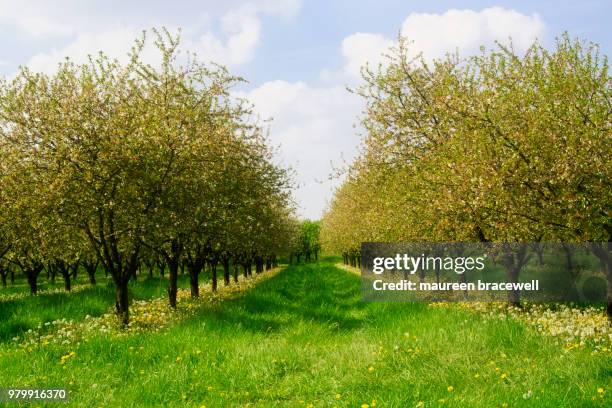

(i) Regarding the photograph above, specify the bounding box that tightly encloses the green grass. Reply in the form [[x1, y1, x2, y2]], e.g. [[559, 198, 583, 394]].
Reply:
[[0, 272, 196, 343], [0, 261, 610, 407]]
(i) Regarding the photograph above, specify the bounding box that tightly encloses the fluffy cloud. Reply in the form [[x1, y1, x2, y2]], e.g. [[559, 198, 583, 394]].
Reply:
[[275, 7, 546, 218], [340, 33, 395, 79], [190, 10, 261, 67], [0, 0, 80, 36], [20, 0, 303, 73], [338, 7, 545, 81], [400, 7, 545, 60], [238, 81, 363, 219], [26, 27, 144, 74]]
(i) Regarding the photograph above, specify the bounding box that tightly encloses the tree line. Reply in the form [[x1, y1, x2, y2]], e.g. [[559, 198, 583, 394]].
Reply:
[[0, 29, 300, 326], [321, 34, 611, 320]]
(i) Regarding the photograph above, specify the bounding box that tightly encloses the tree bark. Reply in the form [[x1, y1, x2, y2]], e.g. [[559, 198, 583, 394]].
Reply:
[[223, 257, 230, 286], [211, 262, 218, 292], [25, 264, 43, 295], [27, 273, 38, 295], [70, 262, 79, 280], [115, 276, 130, 327], [62, 271, 71, 292], [168, 258, 179, 308], [84, 261, 98, 285], [592, 243, 611, 324], [188, 264, 202, 298]]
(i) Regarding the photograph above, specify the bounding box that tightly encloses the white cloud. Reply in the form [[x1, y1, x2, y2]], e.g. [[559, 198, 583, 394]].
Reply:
[[190, 9, 261, 66], [252, 0, 302, 19], [400, 7, 545, 60], [0, 0, 79, 36], [26, 27, 143, 74], [238, 80, 363, 219], [238, 6, 547, 219], [335, 7, 545, 81], [341, 33, 394, 79], [19, 0, 303, 73]]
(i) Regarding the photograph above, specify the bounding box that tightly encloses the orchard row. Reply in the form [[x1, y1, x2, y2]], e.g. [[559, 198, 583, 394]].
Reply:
[[0, 29, 313, 325], [321, 34, 611, 320]]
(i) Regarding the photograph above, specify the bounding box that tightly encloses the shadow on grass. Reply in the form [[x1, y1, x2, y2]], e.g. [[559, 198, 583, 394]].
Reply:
[[0, 274, 194, 342], [183, 262, 428, 335]]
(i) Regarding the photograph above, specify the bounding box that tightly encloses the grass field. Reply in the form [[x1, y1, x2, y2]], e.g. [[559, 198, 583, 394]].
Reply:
[[0, 260, 610, 407]]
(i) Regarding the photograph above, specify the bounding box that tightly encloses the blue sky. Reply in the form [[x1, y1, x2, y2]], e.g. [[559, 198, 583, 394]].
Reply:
[[1, 1, 610, 218]]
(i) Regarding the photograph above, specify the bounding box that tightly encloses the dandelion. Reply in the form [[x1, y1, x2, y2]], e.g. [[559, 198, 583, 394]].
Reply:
[[361, 404, 369, 408], [371, 400, 377, 407], [447, 386, 454, 392], [368, 366, 375, 373], [597, 387, 604, 394], [474, 374, 480, 379]]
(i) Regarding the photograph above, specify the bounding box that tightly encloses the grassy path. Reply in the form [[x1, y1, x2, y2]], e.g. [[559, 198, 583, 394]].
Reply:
[[0, 261, 610, 407]]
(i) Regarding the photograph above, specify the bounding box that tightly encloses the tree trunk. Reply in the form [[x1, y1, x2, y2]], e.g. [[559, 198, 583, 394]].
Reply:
[[88, 271, 96, 285], [0, 270, 7, 287], [506, 266, 521, 307], [62, 271, 71, 292], [189, 264, 202, 298], [168, 258, 179, 309], [115, 277, 129, 327], [255, 256, 264, 274], [561, 244, 576, 277], [25, 266, 43, 295], [71, 263, 79, 280], [223, 258, 230, 286], [592, 243, 611, 324], [48, 263, 56, 283], [27, 273, 38, 295], [211, 262, 218, 292], [499, 244, 529, 307]]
